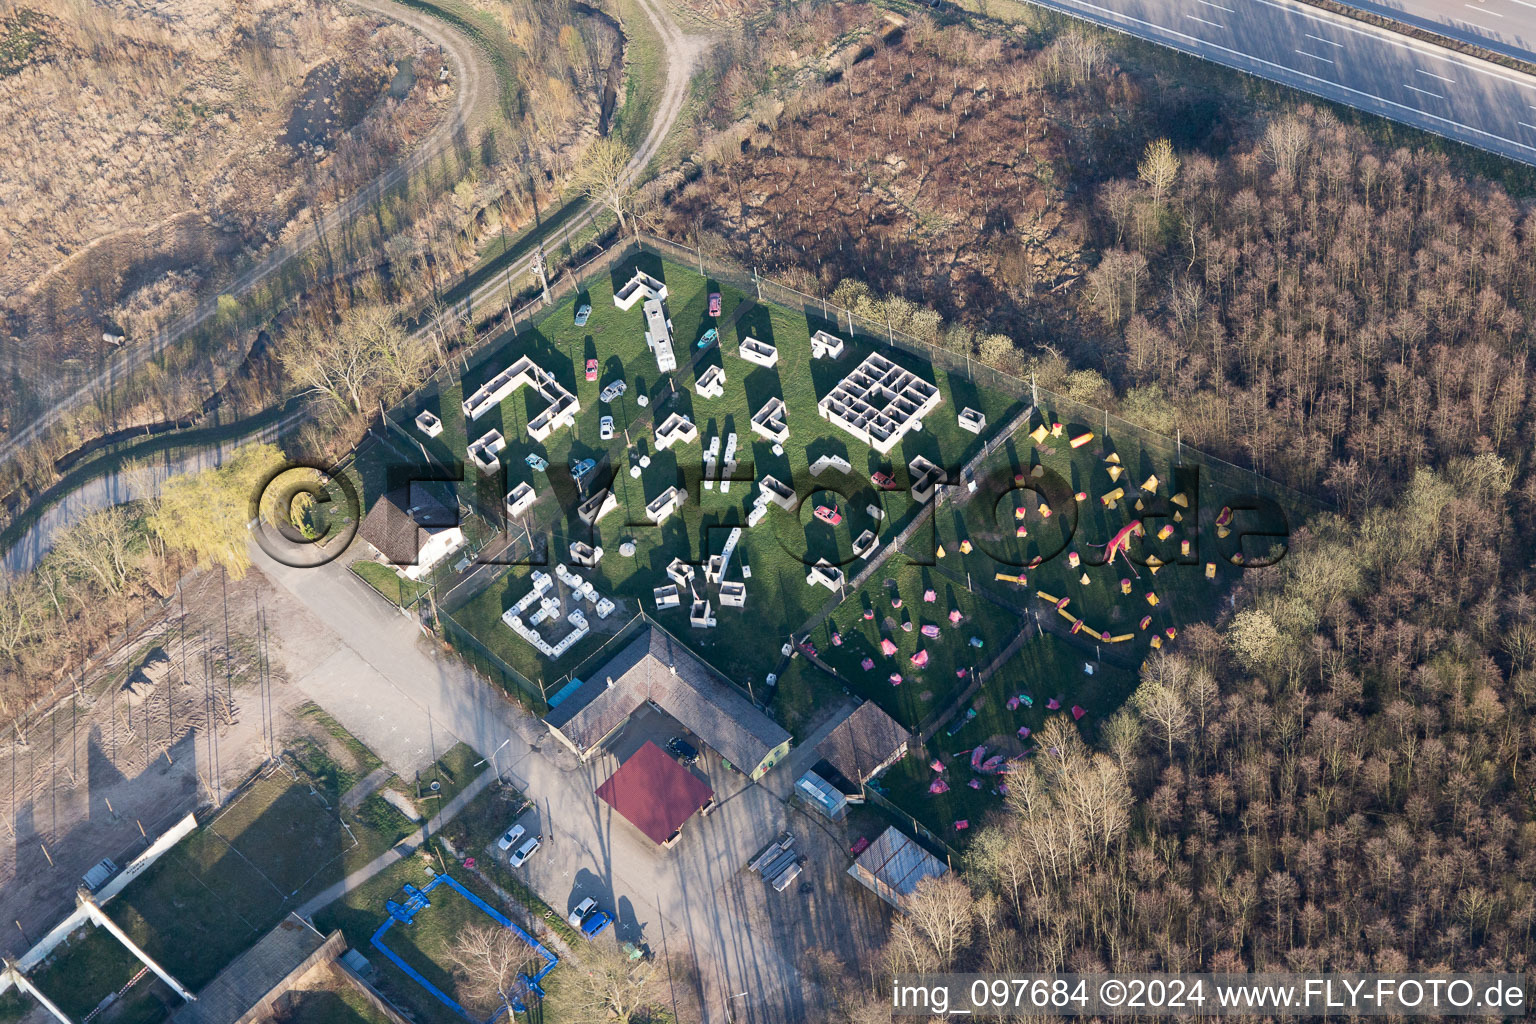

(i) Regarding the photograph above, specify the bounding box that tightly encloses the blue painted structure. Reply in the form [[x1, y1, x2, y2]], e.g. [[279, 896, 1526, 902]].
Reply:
[[371, 873, 559, 1020]]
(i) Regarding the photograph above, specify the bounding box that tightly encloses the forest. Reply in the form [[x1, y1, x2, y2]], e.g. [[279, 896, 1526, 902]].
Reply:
[[655, 1, 1536, 1007]]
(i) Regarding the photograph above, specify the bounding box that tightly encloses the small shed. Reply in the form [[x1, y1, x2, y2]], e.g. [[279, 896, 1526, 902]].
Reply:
[[847, 826, 948, 910]]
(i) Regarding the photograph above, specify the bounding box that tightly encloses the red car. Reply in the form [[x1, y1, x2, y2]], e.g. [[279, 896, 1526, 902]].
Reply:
[[871, 471, 898, 490], [814, 505, 842, 526], [585, 358, 598, 381], [708, 292, 722, 317]]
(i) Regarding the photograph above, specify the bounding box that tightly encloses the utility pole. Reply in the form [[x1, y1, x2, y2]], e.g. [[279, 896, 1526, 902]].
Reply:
[[531, 246, 552, 304]]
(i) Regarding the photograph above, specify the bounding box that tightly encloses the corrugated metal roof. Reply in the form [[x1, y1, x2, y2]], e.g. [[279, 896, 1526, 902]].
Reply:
[[849, 826, 947, 906]]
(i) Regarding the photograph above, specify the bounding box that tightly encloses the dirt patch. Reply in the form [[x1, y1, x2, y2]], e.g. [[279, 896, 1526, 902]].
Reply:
[[0, 563, 366, 961]]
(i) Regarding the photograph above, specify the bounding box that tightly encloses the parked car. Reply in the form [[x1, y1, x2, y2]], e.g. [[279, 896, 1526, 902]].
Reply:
[[814, 504, 843, 526], [600, 380, 627, 404], [586, 358, 598, 381], [581, 909, 613, 938], [575, 303, 592, 327], [526, 453, 548, 472], [708, 292, 722, 317], [509, 835, 541, 867], [571, 458, 596, 484], [568, 897, 599, 927], [497, 824, 526, 851], [696, 327, 719, 350], [871, 471, 898, 490], [599, 415, 614, 440], [667, 736, 699, 765]]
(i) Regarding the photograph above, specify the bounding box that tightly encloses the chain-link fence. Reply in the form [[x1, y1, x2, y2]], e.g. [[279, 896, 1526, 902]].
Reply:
[[363, 229, 1319, 721]]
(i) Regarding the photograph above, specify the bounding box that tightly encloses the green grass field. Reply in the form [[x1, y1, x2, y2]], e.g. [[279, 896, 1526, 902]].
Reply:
[[363, 253, 1025, 701], [792, 562, 1023, 730], [873, 633, 1139, 836], [23, 729, 416, 1013], [314, 851, 528, 1024], [351, 558, 430, 607]]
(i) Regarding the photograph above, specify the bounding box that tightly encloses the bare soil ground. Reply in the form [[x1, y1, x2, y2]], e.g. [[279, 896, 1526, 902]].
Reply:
[[0, 0, 450, 408], [0, 563, 365, 961]]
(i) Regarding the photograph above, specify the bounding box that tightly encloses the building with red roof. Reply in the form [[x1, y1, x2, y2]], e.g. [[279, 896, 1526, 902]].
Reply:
[[595, 741, 715, 846]]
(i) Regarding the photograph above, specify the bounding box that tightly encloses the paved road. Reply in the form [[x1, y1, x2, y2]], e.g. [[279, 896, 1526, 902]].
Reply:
[[1334, 0, 1536, 64], [0, 0, 495, 475], [251, 538, 879, 1024], [1026, 0, 1536, 165], [2, 409, 304, 575]]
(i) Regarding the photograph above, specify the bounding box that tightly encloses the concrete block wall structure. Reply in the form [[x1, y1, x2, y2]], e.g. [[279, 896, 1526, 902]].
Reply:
[[810, 330, 846, 360], [807, 560, 845, 591], [695, 364, 725, 398], [505, 482, 536, 517], [415, 410, 443, 437], [462, 355, 579, 440], [750, 397, 790, 445], [468, 430, 506, 475], [739, 335, 778, 367], [646, 486, 685, 524], [654, 412, 699, 450], [817, 352, 941, 455], [757, 475, 798, 510], [613, 268, 668, 310]]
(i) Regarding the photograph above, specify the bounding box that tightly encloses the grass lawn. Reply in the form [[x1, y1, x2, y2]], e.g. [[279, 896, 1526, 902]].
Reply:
[[393, 742, 484, 811], [19, 926, 163, 1023], [351, 558, 430, 608], [873, 633, 1139, 838], [794, 562, 1021, 730], [283, 979, 396, 1024], [25, 724, 416, 1004], [314, 850, 529, 1024], [363, 252, 1025, 708]]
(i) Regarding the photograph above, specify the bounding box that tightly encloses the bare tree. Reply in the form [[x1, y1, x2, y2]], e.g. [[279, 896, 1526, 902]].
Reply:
[[555, 938, 655, 1023], [1137, 138, 1180, 205], [904, 873, 975, 969], [576, 137, 637, 235], [52, 506, 139, 603], [278, 304, 426, 413], [448, 924, 541, 1021]]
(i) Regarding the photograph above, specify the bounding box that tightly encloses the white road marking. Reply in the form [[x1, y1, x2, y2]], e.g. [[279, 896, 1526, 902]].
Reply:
[[1306, 32, 1343, 47], [1198, 0, 1235, 10], [1185, 13, 1224, 27], [1521, 122, 1536, 131], [1295, 48, 1336, 63], [1404, 83, 1445, 98], [1028, 0, 1536, 155], [1507, 0, 1536, 8], [1252, 0, 1536, 91], [1417, 68, 1457, 83], [1466, 3, 1504, 14]]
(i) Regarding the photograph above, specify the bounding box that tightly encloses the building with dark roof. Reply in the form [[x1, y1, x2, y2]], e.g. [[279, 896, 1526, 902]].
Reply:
[[544, 627, 791, 780], [357, 483, 465, 581], [596, 741, 715, 845], [816, 701, 911, 786]]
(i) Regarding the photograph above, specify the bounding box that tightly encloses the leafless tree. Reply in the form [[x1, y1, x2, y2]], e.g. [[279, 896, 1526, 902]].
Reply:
[[448, 924, 542, 1021]]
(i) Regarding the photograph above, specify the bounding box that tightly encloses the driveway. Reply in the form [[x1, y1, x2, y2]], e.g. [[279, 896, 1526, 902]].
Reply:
[[251, 539, 882, 1023]]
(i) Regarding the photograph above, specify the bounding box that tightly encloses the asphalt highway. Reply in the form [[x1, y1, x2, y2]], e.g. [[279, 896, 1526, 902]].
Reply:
[[1336, 0, 1536, 64], [1025, 0, 1536, 165]]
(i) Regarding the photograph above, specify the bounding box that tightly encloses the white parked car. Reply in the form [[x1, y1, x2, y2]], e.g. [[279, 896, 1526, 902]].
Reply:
[[509, 835, 542, 867], [600, 415, 614, 440], [568, 897, 598, 927], [599, 380, 627, 404], [497, 823, 526, 851]]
